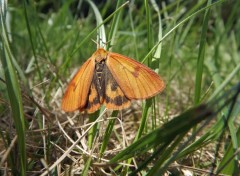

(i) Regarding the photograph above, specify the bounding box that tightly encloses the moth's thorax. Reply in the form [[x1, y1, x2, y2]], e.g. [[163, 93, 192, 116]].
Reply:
[[95, 60, 105, 73], [94, 48, 108, 62]]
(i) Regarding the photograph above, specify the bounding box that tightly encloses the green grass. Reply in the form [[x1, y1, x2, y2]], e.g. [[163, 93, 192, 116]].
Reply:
[[0, 0, 239, 175]]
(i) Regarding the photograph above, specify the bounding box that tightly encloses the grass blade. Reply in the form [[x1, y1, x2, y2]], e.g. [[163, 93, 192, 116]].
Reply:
[[0, 3, 26, 175], [110, 104, 213, 163], [194, 0, 212, 105]]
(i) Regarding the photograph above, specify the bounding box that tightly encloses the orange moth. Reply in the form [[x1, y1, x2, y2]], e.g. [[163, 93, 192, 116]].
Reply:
[[61, 48, 165, 113]]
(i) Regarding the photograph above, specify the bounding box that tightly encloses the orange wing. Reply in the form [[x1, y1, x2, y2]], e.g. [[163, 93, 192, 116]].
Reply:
[[106, 52, 165, 99], [61, 57, 95, 112]]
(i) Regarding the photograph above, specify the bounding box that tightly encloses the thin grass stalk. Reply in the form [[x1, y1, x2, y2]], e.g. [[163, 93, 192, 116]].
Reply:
[[213, 0, 240, 68], [211, 84, 240, 175], [134, 0, 153, 142], [142, 134, 184, 176], [86, 0, 106, 47], [0, 4, 26, 175], [99, 111, 118, 157], [165, 0, 179, 120], [194, 0, 212, 105], [217, 126, 240, 175], [82, 157, 92, 176], [107, 0, 124, 49], [141, 0, 225, 64], [150, 0, 163, 129], [128, 1, 139, 59], [23, 0, 43, 82]]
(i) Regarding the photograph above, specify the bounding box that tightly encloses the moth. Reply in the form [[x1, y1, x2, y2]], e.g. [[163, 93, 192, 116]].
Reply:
[[61, 48, 165, 113]]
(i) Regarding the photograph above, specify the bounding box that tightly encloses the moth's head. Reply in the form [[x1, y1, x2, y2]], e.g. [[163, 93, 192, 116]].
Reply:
[[94, 48, 108, 62]]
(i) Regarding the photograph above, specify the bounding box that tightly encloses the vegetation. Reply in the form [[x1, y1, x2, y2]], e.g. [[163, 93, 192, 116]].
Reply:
[[0, 0, 239, 175]]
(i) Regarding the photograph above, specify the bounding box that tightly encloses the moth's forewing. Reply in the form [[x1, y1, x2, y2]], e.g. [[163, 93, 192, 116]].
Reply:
[[61, 56, 95, 112], [106, 52, 165, 99]]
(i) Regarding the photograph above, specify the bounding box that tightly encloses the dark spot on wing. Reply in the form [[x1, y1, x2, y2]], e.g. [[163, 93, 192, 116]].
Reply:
[[111, 82, 118, 91]]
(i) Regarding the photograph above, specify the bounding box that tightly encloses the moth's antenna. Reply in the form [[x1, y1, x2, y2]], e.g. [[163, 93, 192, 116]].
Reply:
[[91, 39, 112, 50], [91, 39, 100, 49], [91, 36, 116, 50]]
